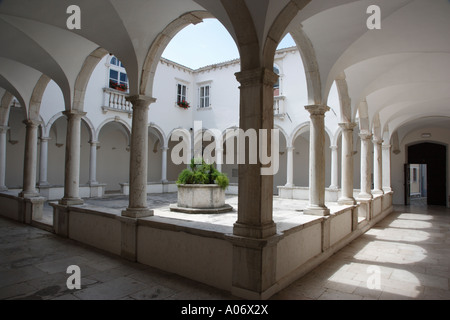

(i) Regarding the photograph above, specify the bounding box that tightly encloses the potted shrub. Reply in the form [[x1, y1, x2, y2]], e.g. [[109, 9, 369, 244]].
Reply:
[[170, 158, 233, 213]]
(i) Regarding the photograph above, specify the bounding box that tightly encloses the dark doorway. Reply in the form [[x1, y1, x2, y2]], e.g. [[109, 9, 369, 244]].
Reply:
[[407, 143, 447, 206]]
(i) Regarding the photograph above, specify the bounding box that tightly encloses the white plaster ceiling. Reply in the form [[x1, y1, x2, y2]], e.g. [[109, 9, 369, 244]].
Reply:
[[0, 0, 448, 142]]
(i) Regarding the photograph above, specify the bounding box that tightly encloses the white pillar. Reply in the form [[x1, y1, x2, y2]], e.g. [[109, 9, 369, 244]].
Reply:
[[38, 137, 50, 186], [19, 120, 40, 198], [161, 146, 168, 182], [285, 146, 294, 187], [382, 143, 392, 192], [60, 110, 86, 205], [338, 122, 357, 205], [0, 126, 9, 191], [372, 137, 384, 195], [304, 105, 330, 216], [122, 95, 156, 218], [89, 140, 99, 185], [233, 67, 277, 239], [358, 133, 373, 199], [329, 145, 339, 189]]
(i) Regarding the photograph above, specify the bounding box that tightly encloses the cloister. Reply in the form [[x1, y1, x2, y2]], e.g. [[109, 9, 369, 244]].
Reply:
[[0, 0, 449, 300]]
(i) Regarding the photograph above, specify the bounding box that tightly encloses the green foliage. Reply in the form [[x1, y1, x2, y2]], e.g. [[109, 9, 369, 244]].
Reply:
[[176, 158, 229, 190]]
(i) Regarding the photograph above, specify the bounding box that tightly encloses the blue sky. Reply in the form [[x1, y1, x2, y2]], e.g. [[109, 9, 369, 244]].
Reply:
[[162, 19, 296, 69]]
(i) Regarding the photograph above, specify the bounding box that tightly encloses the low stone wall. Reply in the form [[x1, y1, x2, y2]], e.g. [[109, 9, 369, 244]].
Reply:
[[120, 182, 177, 195], [278, 186, 341, 202], [0, 192, 46, 224], [1, 190, 394, 300]]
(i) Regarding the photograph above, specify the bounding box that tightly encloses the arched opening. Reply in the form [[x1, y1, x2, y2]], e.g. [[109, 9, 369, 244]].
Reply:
[[407, 142, 447, 206], [97, 121, 130, 193]]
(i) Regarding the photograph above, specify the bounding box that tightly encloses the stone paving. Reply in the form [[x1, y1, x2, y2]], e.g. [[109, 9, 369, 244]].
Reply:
[[1, 202, 449, 300]]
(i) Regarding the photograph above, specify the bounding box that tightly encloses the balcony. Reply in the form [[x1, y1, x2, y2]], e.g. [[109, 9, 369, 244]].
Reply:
[[273, 95, 286, 119], [102, 88, 132, 117]]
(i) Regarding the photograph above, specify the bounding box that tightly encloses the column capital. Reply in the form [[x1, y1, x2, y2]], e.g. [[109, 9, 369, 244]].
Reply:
[[330, 145, 338, 151], [235, 67, 278, 88], [382, 144, 392, 149], [126, 95, 156, 107], [339, 122, 357, 130], [305, 105, 330, 116], [63, 110, 87, 119], [40, 136, 51, 142], [22, 119, 41, 128], [89, 140, 100, 146], [160, 146, 169, 152], [359, 132, 373, 141], [286, 146, 295, 152], [372, 137, 383, 145]]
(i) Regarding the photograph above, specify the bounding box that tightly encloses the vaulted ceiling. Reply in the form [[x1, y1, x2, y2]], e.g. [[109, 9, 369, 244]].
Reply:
[[0, 0, 449, 141]]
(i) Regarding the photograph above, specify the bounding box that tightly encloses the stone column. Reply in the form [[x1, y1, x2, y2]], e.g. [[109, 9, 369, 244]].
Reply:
[[382, 143, 392, 192], [358, 133, 373, 199], [38, 137, 50, 186], [372, 137, 384, 195], [285, 146, 294, 187], [338, 122, 357, 205], [161, 146, 168, 182], [329, 145, 339, 189], [60, 110, 86, 205], [304, 105, 330, 216], [232, 67, 278, 239], [19, 120, 40, 198], [122, 95, 156, 218], [0, 126, 9, 191], [89, 140, 99, 185]]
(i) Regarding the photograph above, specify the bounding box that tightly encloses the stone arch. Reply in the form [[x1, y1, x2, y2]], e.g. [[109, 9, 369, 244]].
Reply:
[[290, 121, 311, 147], [28, 74, 51, 121], [140, 11, 214, 96], [0, 75, 27, 120], [335, 72, 352, 123], [96, 118, 131, 144], [81, 116, 96, 143], [0, 91, 14, 126], [73, 47, 109, 111], [289, 26, 322, 105], [262, 0, 312, 70]]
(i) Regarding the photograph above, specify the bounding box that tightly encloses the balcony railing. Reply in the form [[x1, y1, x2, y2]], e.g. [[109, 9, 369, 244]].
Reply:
[[102, 88, 132, 115], [274, 95, 286, 119]]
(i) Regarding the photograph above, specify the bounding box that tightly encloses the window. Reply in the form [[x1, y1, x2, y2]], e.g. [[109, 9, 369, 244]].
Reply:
[[177, 83, 187, 104], [199, 85, 211, 108], [109, 56, 128, 92]]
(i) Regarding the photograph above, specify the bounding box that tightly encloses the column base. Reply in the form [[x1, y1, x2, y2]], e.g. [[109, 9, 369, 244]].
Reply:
[[59, 197, 84, 206], [19, 191, 40, 199], [337, 197, 356, 206], [372, 189, 384, 195], [303, 206, 330, 216], [357, 192, 373, 200], [233, 221, 277, 239], [122, 207, 154, 218]]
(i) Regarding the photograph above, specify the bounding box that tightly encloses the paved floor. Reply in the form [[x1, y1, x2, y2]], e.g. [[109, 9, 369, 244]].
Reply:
[[0, 203, 449, 300]]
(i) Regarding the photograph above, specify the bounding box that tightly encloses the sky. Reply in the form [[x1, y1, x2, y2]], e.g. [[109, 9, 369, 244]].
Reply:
[[162, 19, 296, 70]]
